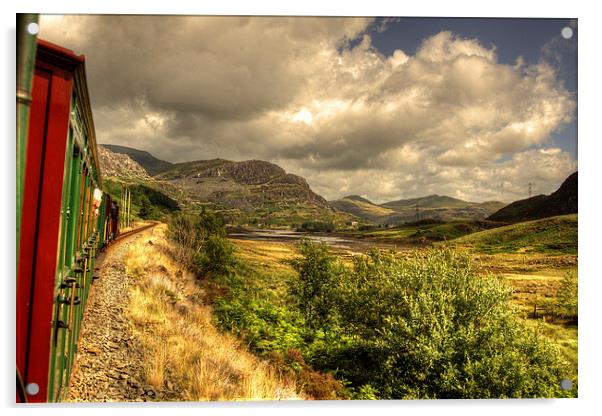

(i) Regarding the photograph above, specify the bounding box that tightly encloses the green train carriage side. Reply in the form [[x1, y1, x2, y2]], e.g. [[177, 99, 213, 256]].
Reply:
[[16, 28, 120, 403]]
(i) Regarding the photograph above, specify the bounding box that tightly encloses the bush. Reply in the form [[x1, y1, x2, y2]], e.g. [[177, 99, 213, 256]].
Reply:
[[298, 221, 336, 233], [167, 211, 234, 277], [195, 234, 235, 275], [289, 242, 571, 399]]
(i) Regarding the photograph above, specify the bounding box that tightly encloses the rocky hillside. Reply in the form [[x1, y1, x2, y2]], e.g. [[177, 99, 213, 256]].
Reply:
[[98, 145, 151, 180], [330, 194, 505, 224], [156, 158, 331, 211], [487, 172, 577, 223], [102, 144, 173, 175]]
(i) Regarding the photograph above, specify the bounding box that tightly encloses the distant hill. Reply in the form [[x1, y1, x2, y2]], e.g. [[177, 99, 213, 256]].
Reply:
[[344, 195, 375, 204], [155, 158, 331, 211], [448, 214, 577, 255], [329, 195, 398, 223], [382, 194, 471, 210], [487, 172, 577, 223], [102, 144, 173, 175], [331, 193, 505, 225]]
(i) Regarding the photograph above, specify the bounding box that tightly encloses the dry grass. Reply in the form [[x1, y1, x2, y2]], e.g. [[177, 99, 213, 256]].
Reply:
[[124, 224, 301, 401]]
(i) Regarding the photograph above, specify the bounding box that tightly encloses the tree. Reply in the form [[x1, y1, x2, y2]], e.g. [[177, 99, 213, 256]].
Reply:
[[289, 239, 340, 328], [555, 270, 577, 322]]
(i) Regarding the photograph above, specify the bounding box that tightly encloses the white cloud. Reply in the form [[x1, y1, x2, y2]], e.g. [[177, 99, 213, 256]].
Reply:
[[39, 16, 576, 203]]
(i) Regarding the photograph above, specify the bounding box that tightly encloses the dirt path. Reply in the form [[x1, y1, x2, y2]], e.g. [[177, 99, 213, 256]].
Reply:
[[66, 230, 158, 402]]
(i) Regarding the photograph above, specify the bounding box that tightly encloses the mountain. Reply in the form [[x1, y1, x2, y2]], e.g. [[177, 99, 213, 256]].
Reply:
[[102, 144, 173, 175], [155, 158, 331, 211], [487, 172, 577, 223], [330, 193, 505, 224]]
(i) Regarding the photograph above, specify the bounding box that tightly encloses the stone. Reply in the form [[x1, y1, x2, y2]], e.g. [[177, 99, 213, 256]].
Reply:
[[87, 346, 101, 355]]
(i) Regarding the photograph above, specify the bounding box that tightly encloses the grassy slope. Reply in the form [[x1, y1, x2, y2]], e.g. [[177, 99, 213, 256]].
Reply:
[[124, 226, 300, 401], [447, 214, 577, 255]]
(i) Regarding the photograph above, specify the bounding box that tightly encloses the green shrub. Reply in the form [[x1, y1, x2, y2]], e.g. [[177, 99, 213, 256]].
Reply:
[[289, 242, 571, 399], [167, 211, 234, 277], [195, 234, 235, 275], [214, 296, 307, 355]]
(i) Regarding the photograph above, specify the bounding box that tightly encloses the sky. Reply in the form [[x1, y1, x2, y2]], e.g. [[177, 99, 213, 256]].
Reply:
[[39, 15, 577, 203]]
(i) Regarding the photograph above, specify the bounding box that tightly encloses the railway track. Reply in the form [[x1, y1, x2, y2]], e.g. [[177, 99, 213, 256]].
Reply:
[[112, 222, 159, 243]]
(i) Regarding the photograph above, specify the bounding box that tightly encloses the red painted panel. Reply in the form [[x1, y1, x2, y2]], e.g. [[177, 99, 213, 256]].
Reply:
[[17, 66, 73, 402], [16, 68, 51, 387]]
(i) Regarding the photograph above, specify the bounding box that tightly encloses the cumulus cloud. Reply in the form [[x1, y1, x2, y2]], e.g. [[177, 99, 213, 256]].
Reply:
[[39, 16, 576, 203]]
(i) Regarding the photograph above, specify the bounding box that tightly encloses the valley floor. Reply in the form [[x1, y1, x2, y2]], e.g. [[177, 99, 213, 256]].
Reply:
[[69, 217, 577, 401]]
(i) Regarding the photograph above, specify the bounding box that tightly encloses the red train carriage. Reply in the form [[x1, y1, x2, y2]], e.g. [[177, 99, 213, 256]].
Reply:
[[16, 31, 119, 403]]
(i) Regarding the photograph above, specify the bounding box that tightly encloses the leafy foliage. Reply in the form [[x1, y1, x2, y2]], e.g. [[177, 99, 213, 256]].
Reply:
[[196, 235, 235, 275], [167, 211, 234, 277], [288, 242, 572, 399]]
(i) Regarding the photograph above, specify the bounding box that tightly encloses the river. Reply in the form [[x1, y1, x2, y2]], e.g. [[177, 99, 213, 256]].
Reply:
[[228, 228, 412, 253]]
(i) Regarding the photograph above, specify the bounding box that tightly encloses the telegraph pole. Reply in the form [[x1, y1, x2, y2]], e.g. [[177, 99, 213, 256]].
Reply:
[[120, 188, 125, 228], [127, 188, 131, 228], [415, 200, 420, 222]]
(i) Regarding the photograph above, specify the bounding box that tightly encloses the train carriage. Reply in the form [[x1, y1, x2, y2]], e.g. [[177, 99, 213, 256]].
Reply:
[[16, 18, 119, 402]]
